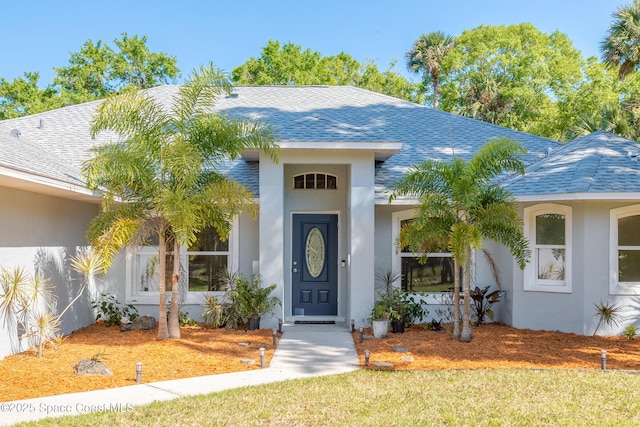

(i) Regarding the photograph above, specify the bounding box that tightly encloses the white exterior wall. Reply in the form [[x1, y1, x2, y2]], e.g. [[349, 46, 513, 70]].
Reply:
[[349, 153, 375, 327], [510, 201, 640, 335], [258, 149, 375, 328], [0, 186, 100, 359]]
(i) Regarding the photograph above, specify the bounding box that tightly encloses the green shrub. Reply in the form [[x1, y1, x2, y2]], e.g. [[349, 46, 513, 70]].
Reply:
[[623, 324, 639, 340], [178, 311, 199, 327], [92, 294, 139, 326]]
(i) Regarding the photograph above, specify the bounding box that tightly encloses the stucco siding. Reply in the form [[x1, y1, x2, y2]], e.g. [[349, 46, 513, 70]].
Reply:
[[0, 186, 100, 359], [511, 201, 640, 335]]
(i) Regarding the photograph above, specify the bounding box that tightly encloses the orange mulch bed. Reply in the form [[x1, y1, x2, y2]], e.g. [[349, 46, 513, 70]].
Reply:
[[3, 322, 640, 403], [354, 323, 640, 371], [0, 322, 279, 402]]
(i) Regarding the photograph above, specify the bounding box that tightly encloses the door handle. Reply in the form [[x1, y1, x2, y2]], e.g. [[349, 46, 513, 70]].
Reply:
[[292, 268, 299, 273]]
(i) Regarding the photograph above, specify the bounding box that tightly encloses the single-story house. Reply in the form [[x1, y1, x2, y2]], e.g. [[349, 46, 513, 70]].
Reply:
[[1, 85, 639, 358]]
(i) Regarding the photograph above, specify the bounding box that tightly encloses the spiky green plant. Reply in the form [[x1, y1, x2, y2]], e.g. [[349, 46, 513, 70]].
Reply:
[[593, 301, 625, 336], [29, 311, 61, 357], [0, 249, 103, 357], [202, 294, 224, 328], [0, 267, 54, 354]]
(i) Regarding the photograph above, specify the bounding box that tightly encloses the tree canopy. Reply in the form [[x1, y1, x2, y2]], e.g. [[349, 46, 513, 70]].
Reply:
[[6, 3, 640, 142], [232, 40, 422, 103], [601, 0, 640, 79], [438, 23, 583, 138], [0, 33, 178, 119], [406, 31, 455, 109]]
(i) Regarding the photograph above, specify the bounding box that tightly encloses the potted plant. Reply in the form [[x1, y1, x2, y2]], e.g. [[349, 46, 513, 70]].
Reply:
[[372, 270, 429, 334], [230, 274, 280, 330], [369, 303, 392, 339]]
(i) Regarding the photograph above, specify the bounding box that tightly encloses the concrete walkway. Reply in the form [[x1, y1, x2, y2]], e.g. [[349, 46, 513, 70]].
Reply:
[[1, 323, 359, 426]]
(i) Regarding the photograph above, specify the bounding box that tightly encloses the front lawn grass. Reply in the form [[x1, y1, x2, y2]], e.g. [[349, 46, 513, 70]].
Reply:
[[24, 369, 640, 426]]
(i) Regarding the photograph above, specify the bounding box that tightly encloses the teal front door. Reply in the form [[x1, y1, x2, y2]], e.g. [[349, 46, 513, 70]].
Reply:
[[292, 214, 338, 316]]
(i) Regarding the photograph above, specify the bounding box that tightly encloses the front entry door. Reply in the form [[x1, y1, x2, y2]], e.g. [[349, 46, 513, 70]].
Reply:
[[292, 214, 338, 316]]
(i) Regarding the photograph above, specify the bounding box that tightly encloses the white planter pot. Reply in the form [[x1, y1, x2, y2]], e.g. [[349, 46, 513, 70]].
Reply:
[[371, 319, 389, 339]]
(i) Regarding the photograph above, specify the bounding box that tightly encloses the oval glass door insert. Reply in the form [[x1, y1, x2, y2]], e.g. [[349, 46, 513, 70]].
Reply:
[[305, 227, 325, 278]]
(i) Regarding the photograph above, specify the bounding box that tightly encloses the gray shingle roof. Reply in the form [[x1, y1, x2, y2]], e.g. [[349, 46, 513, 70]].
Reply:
[[0, 85, 563, 199], [503, 130, 640, 197]]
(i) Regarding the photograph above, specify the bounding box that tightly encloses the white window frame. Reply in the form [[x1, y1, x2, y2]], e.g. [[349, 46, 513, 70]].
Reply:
[[392, 209, 452, 303], [523, 203, 572, 293], [293, 172, 338, 190], [609, 205, 640, 295], [126, 217, 238, 305]]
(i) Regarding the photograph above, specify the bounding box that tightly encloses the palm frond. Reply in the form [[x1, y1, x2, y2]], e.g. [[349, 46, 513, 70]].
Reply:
[[90, 90, 168, 144], [172, 64, 233, 124], [467, 137, 526, 183]]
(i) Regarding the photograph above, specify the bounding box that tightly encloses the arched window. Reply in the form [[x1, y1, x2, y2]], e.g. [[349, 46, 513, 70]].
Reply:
[[293, 173, 337, 190]]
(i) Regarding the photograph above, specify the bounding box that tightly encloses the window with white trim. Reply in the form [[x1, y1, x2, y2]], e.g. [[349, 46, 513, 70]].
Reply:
[[610, 205, 640, 295], [128, 220, 237, 302], [392, 210, 456, 293], [186, 226, 229, 291], [523, 204, 572, 293]]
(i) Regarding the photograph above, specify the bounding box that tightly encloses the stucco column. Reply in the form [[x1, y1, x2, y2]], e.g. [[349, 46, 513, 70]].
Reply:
[[349, 154, 375, 328], [259, 153, 284, 328]]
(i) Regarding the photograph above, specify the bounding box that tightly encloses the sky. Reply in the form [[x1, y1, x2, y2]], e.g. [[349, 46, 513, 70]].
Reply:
[[0, 0, 630, 86]]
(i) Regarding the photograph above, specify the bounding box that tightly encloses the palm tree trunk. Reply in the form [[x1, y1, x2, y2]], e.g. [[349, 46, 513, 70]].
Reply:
[[156, 232, 169, 340], [452, 259, 461, 340], [168, 240, 181, 339], [460, 247, 473, 342], [432, 79, 439, 110]]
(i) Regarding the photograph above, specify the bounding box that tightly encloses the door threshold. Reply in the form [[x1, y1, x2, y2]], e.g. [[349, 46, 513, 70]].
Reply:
[[294, 320, 336, 325]]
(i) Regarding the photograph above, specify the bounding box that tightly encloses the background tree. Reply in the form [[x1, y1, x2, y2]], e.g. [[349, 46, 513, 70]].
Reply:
[[439, 24, 583, 138], [0, 72, 62, 119], [54, 33, 179, 105], [406, 31, 455, 109], [601, 0, 640, 79], [390, 138, 530, 342], [0, 34, 178, 118], [84, 65, 278, 340], [232, 40, 421, 102]]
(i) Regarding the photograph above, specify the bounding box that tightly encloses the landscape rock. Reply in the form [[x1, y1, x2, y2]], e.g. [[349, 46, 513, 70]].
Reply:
[[392, 346, 409, 353], [74, 359, 113, 376], [120, 315, 156, 332]]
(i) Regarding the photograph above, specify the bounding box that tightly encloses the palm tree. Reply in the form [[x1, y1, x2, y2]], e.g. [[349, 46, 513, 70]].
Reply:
[[567, 104, 634, 140], [84, 64, 278, 340], [406, 32, 454, 109], [390, 138, 530, 342], [601, 0, 640, 79]]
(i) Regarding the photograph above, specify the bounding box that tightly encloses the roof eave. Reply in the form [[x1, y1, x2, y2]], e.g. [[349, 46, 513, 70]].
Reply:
[[242, 141, 403, 161], [515, 192, 640, 202], [0, 166, 101, 203]]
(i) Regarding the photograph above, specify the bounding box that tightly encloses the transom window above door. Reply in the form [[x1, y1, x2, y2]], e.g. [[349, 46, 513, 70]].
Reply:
[[293, 173, 337, 189]]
